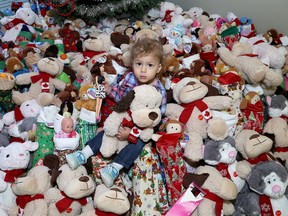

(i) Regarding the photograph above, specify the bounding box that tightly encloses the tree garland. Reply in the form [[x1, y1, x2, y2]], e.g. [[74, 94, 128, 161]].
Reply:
[[39, 0, 161, 22]]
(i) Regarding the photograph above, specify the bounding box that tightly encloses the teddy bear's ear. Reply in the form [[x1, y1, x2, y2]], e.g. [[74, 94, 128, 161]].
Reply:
[[113, 90, 135, 113], [240, 98, 248, 110], [182, 173, 209, 189]]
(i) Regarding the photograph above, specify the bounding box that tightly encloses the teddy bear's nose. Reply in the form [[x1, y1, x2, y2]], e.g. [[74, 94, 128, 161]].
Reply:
[[79, 176, 89, 182], [149, 112, 158, 120]]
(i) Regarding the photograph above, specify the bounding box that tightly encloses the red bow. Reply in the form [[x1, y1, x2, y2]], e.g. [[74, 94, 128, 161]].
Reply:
[[16, 194, 44, 209], [202, 189, 223, 216], [247, 153, 270, 165], [55, 192, 88, 213], [3, 169, 25, 183], [179, 100, 211, 125]]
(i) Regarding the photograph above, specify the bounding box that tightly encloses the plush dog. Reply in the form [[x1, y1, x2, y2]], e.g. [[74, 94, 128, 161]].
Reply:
[[100, 85, 162, 157], [45, 164, 95, 215]]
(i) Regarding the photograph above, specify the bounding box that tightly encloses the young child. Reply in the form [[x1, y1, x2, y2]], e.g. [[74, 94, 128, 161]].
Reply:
[[54, 112, 77, 138], [66, 38, 167, 187]]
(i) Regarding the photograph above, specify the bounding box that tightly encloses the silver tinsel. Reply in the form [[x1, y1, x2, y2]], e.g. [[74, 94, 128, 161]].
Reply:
[[75, 0, 149, 19]]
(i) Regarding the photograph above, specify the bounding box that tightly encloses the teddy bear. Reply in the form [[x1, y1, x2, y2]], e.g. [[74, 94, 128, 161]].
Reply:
[[165, 77, 232, 163], [233, 161, 288, 216], [0, 141, 39, 215], [263, 117, 288, 168], [74, 84, 98, 149], [190, 117, 246, 193], [100, 84, 162, 158], [5, 56, 24, 74], [10, 158, 56, 216], [22, 47, 41, 72], [234, 129, 274, 179], [2, 99, 42, 126], [12, 56, 67, 106], [0, 72, 16, 114], [45, 164, 95, 215], [158, 55, 180, 90], [152, 118, 186, 206], [182, 165, 238, 216], [217, 42, 283, 95], [263, 28, 284, 47], [0, 3, 42, 43], [245, 35, 288, 73], [79, 184, 131, 216]]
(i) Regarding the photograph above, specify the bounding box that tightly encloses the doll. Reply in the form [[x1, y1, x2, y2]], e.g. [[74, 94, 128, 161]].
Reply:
[[55, 112, 76, 138], [90, 60, 107, 124]]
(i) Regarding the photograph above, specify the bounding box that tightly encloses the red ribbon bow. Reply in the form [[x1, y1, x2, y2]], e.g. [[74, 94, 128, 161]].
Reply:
[[55, 192, 88, 213]]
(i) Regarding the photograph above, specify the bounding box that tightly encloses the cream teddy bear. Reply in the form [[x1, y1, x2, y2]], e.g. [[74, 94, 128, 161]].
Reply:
[[218, 42, 283, 95], [12, 57, 66, 106]]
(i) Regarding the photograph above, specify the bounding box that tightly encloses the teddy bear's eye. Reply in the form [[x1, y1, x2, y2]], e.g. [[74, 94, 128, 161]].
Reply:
[[6, 154, 9, 158], [26, 104, 29, 106], [146, 104, 149, 108]]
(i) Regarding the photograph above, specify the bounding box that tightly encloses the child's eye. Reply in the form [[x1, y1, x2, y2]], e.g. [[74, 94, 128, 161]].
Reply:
[[135, 62, 142, 66], [148, 64, 154, 67]]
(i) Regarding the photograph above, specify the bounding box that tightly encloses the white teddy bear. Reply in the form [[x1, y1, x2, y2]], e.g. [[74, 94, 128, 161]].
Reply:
[[0, 3, 42, 43], [0, 141, 39, 215]]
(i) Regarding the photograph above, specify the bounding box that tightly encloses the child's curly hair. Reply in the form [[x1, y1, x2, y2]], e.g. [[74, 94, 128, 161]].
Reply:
[[130, 38, 164, 65]]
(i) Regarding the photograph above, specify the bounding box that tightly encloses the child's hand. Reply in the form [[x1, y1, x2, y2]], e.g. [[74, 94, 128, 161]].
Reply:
[[116, 126, 131, 141], [103, 81, 111, 95]]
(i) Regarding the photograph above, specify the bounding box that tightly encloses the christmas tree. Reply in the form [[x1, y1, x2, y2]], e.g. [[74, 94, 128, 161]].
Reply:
[[40, 0, 162, 23]]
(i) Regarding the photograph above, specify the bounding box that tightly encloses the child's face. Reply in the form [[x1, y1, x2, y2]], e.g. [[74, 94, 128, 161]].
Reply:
[[61, 118, 74, 133], [132, 53, 162, 85]]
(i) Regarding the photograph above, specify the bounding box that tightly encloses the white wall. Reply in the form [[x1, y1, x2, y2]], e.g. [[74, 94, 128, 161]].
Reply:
[[170, 0, 288, 35]]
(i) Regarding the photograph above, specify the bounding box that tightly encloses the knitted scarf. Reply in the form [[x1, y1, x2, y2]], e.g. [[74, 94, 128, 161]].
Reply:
[[179, 100, 212, 125], [55, 192, 88, 213]]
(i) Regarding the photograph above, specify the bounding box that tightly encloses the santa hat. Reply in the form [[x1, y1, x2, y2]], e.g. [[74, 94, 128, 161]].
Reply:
[[14, 106, 25, 122], [218, 71, 241, 85]]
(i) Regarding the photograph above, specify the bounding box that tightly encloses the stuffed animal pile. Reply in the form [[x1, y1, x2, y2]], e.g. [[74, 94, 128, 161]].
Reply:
[[0, 1, 288, 215]]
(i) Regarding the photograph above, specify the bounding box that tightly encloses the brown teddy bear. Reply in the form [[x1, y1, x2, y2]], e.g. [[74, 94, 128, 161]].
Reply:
[[5, 56, 24, 74], [74, 84, 98, 149], [12, 57, 66, 106]]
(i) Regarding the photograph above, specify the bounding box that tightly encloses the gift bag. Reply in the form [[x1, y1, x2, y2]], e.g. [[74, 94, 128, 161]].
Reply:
[[166, 182, 206, 216]]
